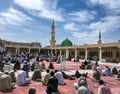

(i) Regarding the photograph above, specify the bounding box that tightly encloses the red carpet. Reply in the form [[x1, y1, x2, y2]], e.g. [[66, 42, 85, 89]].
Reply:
[[0, 61, 120, 94]]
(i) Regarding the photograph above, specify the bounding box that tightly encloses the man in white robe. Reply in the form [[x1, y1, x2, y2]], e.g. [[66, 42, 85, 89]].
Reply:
[[55, 70, 65, 85], [16, 69, 30, 86], [60, 55, 65, 71]]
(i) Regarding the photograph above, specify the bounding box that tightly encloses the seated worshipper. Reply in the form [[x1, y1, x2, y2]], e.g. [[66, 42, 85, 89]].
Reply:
[[80, 62, 86, 69], [0, 71, 4, 76], [115, 70, 120, 80], [55, 70, 65, 85], [16, 66, 30, 86], [96, 66, 103, 76], [13, 60, 20, 71], [46, 71, 59, 94], [80, 60, 91, 70], [35, 60, 42, 71], [61, 71, 75, 80], [9, 70, 16, 83], [84, 60, 88, 66], [111, 66, 118, 75], [98, 80, 112, 94], [74, 74, 88, 89], [103, 66, 112, 76], [92, 66, 96, 71], [95, 59, 99, 66], [31, 62, 35, 71], [75, 70, 81, 78], [0, 73, 15, 92], [48, 62, 54, 69], [40, 59, 45, 69], [42, 69, 51, 86], [57, 56, 60, 64], [85, 64, 92, 69], [75, 70, 88, 78], [76, 80, 91, 94], [22, 61, 30, 78], [29, 87, 36, 94], [0, 61, 4, 72], [34, 58, 39, 69], [31, 69, 42, 82], [91, 68, 100, 82]]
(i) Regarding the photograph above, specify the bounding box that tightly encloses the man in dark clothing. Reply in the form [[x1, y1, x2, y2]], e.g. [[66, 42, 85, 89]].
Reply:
[[46, 71, 59, 94], [48, 62, 54, 69], [0, 61, 4, 72], [13, 60, 20, 71]]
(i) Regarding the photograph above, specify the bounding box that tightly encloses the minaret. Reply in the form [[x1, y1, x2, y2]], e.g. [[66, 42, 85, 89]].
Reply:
[[98, 30, 102, 44], [50, 20, 56, 47]]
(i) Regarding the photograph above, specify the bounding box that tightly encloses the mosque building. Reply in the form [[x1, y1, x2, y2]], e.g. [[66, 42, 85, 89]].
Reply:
[[0, 20, 120, 63]]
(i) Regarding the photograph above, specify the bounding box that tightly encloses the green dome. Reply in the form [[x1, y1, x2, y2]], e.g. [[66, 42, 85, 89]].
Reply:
[[61, 38, 73, 46]]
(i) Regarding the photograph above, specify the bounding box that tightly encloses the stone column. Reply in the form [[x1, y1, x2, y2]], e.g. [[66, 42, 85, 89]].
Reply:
[[112, 48, 116, 60], [38, 48, 40, 53], [16, 47, 20, 54], [18, 48, 20, 53], [75, 49, 78, 60], [28, 48, 31, 53], [16, 47, 17, 54], [99, 48, 102, 62], [55, 49, 57, 55], [66, 49, 69, 59], [85, 48, 88, 60], [60, 49, 62, 56], [51, 50, 54, 56], [47, 50, 49, 55]]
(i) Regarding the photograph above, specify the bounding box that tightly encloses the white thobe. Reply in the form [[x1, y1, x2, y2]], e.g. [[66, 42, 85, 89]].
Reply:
[[16, 70, 30, 85], [55, 71, 64, 85]]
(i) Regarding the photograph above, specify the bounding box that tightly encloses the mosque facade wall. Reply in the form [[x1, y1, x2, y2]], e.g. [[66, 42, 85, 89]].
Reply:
[[1, 40, 120, 63]]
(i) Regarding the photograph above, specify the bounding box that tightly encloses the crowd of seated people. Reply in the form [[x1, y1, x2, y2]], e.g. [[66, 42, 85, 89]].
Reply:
[[0, 52, 119, 94], [80, 60, 95, 70]]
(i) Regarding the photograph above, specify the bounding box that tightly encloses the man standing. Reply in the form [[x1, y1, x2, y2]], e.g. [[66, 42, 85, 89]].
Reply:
[[61, 55, 65, 71]]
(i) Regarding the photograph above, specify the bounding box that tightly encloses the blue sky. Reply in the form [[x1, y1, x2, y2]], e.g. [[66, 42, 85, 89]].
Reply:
[[0, 0, 120, 47]]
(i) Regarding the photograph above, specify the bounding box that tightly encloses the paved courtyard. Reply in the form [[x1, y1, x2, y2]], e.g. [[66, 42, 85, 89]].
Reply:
[[1, 61, 120, 94]]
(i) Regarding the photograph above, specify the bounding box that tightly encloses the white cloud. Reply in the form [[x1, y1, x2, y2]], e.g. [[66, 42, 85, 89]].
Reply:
[[13, 0, 64, 22], [89, 16, 120, 33], [64, 23, 78, 31], [68, 10, 97, 22], [71, 30, 99, 44], [70, 15, 120, 44], [88, 0, 120, 9], [0, 31, 18, 40], [0, 8, 33, 26]]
